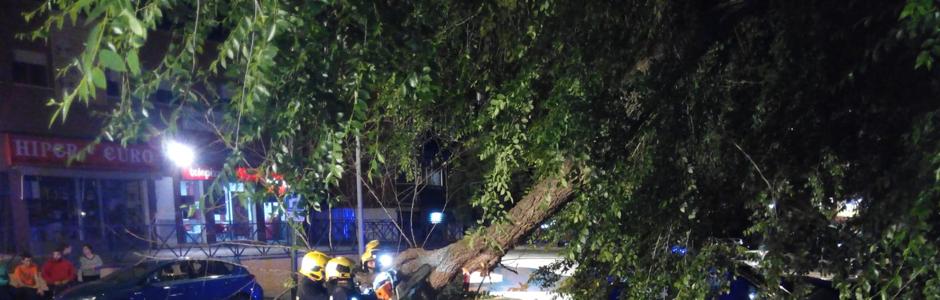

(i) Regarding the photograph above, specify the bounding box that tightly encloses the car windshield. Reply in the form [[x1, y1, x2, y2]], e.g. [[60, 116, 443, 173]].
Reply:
[[101, 262, 159, 284]]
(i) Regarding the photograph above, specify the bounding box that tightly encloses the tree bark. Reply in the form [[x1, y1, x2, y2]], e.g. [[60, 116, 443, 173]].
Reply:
[[395, 163, 575, 289]]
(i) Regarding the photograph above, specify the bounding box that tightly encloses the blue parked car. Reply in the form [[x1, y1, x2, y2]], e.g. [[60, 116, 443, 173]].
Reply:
[[56, 258, 264, 300]]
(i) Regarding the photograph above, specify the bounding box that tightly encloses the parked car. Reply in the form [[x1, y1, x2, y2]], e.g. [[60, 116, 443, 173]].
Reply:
[[56, 258, 263, 300], [714, 266, 838, 300]]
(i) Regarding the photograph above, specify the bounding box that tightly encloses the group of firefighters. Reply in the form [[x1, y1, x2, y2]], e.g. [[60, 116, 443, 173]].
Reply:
[[297, 240, 386, 300]]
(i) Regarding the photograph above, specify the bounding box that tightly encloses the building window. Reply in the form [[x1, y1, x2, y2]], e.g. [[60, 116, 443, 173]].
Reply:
[[154, 88, 175, 104], [427, 169, 443, 186], [12, 50, 49, 87], [106, 71, 121, 97], [217, 83, 233, 103]]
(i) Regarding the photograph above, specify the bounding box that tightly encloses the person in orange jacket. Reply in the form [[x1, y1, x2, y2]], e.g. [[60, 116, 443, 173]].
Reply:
[[41, 248, 75, 297], [10, 253, 46, 300]]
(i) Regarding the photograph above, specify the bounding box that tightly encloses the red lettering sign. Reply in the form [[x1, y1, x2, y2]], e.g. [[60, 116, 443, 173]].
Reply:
[[3, 134, 162, 171], [181, 167, 218, 181]]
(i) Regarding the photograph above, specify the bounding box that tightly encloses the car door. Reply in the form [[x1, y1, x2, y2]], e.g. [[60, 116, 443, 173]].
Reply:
[[196, 260, 243, 299], [136, 261, 201, 300]]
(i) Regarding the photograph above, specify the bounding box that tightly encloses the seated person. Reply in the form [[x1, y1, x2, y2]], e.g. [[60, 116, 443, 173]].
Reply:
[[42, 248, 76, 296], [10, 253, 47, 300]]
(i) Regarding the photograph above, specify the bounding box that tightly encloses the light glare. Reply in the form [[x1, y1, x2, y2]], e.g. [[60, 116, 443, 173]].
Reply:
[[165, 140, 196, 168], [379, 254, 394, 268], [429, 212, 444, 224]]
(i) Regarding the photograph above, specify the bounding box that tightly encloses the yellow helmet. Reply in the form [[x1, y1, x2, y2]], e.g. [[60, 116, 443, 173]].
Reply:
[[299, 251, 330, 281], [362, 240, 380, 262], [325, 256, 354, 280], [366, 240, 380, 251]]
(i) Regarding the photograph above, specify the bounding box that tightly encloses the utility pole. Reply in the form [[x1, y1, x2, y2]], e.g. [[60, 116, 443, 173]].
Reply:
[[356, 135, 365, 255], [289, 225, 297, 300]]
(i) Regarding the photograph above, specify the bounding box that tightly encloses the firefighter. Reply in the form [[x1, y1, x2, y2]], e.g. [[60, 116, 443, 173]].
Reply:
[[297, 251, 330, 300], [354, 240, 382, 295], [361, 240, 380, 273], [325, 256, 357, 300]]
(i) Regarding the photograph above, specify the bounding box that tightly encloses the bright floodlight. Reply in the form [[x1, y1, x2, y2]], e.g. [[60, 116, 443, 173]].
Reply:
[[165, 140, 195, 168], [429, 212, 444, 224], [379, 254, 394, 268]]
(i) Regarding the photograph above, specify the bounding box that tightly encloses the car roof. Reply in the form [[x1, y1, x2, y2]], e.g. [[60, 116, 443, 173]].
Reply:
[[142, 258, 248, 270]]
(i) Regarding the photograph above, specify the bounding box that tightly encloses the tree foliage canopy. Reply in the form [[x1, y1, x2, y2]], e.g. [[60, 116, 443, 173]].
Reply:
[[32, 0, 940, 298]]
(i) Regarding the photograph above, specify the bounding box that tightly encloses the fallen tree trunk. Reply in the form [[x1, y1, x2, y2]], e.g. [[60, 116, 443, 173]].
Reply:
[[395, 164, 576, 289]]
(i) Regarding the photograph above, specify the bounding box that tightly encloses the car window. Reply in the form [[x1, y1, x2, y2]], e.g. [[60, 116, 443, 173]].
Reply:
[[105, 263, 154, 284], [154, 262, 194, 283], [190, 260, 205, 276], [205, 261, 235, 276], [189, 260, 236, 279]]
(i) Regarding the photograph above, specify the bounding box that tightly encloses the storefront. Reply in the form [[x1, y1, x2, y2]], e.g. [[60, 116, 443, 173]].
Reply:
[[1, 133, 295, 255], [1, 133, 164, 254], [171, 166, 289, 245]]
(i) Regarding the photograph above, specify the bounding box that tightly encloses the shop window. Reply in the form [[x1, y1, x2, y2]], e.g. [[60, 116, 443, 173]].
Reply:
[[262, 198, 289, 242], [23, 177, 148, 253], [12, 50, 49, 87], [76, 179, 102, 242], [179, 180, 204, 243], [215, 183, 256, 241], [177, 181, 263, 242], [24, 176, 77, 249], [101, 180, 145, 231]]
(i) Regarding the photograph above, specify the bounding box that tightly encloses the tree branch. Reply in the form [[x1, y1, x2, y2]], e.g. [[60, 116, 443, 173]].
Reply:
[[396, 161, 576, 289]]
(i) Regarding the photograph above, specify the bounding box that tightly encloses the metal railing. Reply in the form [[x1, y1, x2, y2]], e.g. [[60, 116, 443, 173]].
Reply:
[[22, 219, 464, 264]]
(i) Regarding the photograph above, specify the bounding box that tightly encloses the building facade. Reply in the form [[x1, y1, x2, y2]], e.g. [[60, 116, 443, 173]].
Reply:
[[0, 0, 291, 256], [0, 0, 458, 257]]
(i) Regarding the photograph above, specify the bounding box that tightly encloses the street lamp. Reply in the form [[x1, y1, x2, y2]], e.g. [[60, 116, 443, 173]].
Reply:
[[429, 212, 444, 224], [165, 140, 196, 168], [165, 139, 196, 246]]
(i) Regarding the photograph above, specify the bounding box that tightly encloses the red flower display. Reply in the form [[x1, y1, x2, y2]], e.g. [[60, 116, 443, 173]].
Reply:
[[236, 167, 261, 182], [237, 167, 289, 196]]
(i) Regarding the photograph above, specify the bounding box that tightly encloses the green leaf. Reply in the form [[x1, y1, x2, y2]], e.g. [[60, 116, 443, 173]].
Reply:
[[123, 10, 145, 37], [126, 50, 141, 75], [85, 5, 107, 25], [267, 23, 277, 42], [99, 49, 126, 72], [91, 68, 106, 89], [83, 24, 103, 67]]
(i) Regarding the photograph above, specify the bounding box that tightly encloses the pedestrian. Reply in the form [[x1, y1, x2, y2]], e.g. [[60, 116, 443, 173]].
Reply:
[[60, 244, 77, 266], [41, 248, 75, 298], [78, 244, 103, 282], [265, 212, 277, 240], [10, 253, 46, 300]]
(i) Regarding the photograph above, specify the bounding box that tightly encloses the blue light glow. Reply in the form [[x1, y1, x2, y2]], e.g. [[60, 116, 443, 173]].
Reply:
[[670, 245, 688, 256]]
